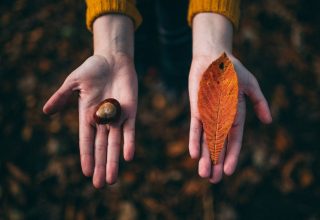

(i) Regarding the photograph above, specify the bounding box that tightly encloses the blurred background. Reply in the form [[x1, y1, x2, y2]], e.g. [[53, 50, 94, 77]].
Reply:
[[1, 0, 320, 219]]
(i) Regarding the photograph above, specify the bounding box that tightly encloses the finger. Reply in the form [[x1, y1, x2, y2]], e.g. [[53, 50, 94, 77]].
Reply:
[[79, 108, 95, 177], [245, 76, 272, 124], [43, 75, 78, 115], [188, 64, 204, 159], [92, 125, 108, 188], [123, 118, 135, 161], [106, 126, 121, 184], [224, 98, 246, 176], [198, 133, 212, 178], [209, 143, 227, 184], [189, 117, 202, 159]]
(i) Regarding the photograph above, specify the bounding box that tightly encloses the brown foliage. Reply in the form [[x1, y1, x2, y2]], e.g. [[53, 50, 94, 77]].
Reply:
[[198, 53, 238, 164]]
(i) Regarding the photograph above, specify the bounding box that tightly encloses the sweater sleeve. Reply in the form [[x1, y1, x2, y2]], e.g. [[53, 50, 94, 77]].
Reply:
[[188, 0, 240, 29], [85, 0, 142, 32]]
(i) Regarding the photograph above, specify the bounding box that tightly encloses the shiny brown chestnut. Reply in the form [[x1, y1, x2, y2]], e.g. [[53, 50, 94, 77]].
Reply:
[[94, 98, 121, 124]]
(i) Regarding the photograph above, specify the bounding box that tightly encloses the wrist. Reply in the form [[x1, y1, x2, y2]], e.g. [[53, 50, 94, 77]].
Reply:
[[192, 13, 233, 59], [93, 14, 134, 60]]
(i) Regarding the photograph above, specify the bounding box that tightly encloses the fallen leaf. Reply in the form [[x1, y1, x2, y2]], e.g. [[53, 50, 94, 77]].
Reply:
[[198, 53, 238, 164], [166, 138, 187, 157]]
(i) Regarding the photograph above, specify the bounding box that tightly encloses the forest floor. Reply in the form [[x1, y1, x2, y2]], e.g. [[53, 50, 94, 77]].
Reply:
[[1, 0, 320, 219]]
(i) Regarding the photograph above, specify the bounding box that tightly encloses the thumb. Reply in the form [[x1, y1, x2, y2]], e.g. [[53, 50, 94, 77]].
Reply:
[[43, 74, 78, 115], [245, 75, 272, 124]]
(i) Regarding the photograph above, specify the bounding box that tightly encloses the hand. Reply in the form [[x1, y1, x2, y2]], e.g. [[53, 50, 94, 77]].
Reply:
[[188, 13, 272, 183], [43, 15, 137, 188]]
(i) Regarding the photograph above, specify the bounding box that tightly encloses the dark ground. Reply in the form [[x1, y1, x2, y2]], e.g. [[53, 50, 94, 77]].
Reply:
[[1, 0, 320, 219]]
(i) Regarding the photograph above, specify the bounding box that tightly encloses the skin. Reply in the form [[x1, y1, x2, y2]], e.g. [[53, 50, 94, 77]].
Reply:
[[189, 13, 272, 183], [43, 12, 272, 187], [43, 15, 137, 188]]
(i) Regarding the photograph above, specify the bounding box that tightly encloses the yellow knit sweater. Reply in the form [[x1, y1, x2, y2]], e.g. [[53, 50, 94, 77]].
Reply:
[[85, 0, 240, 31]]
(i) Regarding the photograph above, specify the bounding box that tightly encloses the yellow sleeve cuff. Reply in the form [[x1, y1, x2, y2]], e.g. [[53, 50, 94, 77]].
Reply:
[[188, 0, 241, 29], [86, 0, 142, 32]]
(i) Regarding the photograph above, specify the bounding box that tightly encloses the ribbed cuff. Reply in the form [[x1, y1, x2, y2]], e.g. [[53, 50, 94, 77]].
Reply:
[[86, 0, 142, 32], [188, 0, 240, 29]]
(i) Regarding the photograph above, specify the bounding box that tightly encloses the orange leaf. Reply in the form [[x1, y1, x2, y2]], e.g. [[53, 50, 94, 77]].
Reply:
[[198, 53, 238, 164]]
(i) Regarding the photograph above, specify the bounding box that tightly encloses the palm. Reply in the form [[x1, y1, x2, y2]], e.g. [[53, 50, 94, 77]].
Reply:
[[77, 55, 137, 127], [43, 54, 137, 188], [188, 54, 272, 183]]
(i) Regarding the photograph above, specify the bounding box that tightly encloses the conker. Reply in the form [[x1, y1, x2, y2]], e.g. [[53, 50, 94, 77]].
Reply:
[[94, 98, 121, 124]]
